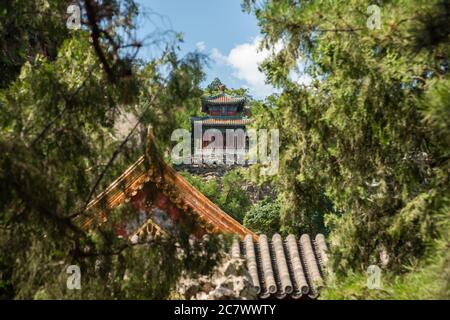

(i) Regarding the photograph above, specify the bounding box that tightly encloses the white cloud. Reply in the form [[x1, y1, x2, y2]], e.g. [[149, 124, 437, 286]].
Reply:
[[289, 71, 313, 87], [211, 37, 312, 97], [195, 41, 206, 52], [211, 47, 227, 63], [289, 59, 313, 87], [211, 37, 279, 97]]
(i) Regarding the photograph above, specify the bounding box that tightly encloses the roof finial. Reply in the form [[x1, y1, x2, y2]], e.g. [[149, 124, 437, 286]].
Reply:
[[219, 84, 225, 92]]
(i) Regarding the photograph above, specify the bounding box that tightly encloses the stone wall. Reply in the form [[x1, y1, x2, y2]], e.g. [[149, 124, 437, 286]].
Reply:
[[177, 257, 258, 300]]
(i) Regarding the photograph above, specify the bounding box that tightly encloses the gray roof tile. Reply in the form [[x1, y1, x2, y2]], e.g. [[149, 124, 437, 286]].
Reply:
[[234, 233, 328, 299]]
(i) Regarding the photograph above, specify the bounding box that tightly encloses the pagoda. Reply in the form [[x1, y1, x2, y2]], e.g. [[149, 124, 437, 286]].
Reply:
[[190, 85, 252, 164]]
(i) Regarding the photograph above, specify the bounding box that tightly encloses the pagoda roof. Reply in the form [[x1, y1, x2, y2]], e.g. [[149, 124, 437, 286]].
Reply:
[[76, 133, 256, 241], [201, 93, 246, 109], [191, 116, 253, 126]]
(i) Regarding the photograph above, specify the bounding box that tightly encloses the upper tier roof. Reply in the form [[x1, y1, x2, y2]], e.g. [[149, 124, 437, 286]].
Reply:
[[201, 93, 246, 112]]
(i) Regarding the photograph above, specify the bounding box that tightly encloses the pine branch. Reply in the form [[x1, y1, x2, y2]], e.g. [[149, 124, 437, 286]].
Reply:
[[69, 93, 158, 220]]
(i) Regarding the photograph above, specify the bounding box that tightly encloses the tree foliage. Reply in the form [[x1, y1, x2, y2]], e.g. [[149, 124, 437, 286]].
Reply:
[[245, 0, 450, 280], [243, 197, 280, 235], [181, 170, 252, 223], [0, 0, 216, 299]]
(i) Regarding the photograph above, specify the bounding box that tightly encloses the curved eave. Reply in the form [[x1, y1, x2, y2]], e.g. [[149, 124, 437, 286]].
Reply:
[[76, 154, 257, 240], [200, 94, 246, 111]]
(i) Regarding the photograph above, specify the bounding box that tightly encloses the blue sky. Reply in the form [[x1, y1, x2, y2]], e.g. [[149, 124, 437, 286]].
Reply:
[[134, 0, 278, 98]]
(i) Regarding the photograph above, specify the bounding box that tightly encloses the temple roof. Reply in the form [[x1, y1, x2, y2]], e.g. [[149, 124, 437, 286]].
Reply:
[[76, 134, 330, 299], [231, 233, 329, 299], [201, 93, 246, 112], [191, 117, 253, 126], [77, 135, 257, 240], [201, 93, 246, 106]]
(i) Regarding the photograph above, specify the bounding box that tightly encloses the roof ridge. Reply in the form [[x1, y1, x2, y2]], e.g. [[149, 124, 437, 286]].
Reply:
[[77, 140, 257, 240], [201, 92, 243, 99]]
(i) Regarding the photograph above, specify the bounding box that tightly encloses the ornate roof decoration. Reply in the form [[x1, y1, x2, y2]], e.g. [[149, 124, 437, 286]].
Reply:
[[231, 233, 329, 299], [201, 93, 246, 112], [76, 133, 257, 240]]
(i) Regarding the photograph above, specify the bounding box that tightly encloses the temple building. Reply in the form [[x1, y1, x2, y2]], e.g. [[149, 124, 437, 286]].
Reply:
[[78, 132, 329, 299], [190, 85, 252, 164]]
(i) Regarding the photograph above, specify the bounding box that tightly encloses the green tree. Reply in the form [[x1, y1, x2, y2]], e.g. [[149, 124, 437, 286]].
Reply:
[[204, 77, 252, 99], [0, 0, 215, 299], [244, 0, 450, 282], [243, 197, 280, 235], [206, 77, 224, 92], [181, 170, 252, 223], [0, 0, 70, 89]]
